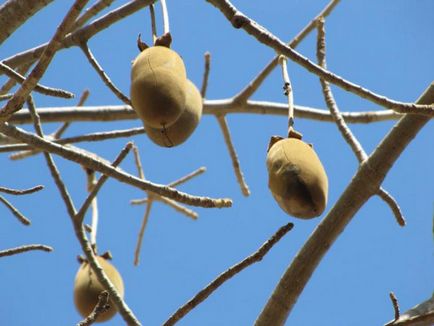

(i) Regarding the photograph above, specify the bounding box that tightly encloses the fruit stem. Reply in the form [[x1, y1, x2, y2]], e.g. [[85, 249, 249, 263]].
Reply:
[[160, 0, 170, 35], [278, 55, 296, 138]]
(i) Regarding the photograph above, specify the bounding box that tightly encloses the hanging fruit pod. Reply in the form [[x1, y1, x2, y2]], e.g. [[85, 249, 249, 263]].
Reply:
[[130, 46, 188, 128], [73, 256, 124, 322], [144, 79, 203, 147], [266, 137, 328, 219]]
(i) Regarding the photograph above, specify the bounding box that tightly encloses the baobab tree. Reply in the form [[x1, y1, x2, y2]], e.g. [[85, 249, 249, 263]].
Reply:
[[0, 1, 433, 325]]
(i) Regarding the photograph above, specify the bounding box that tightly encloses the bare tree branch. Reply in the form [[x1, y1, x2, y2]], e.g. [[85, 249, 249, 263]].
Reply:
[[163, 222, 294, 326], [0, 62, 74, 98], [0, 194, 31, 225], [75, 142, 133, 223], [0, 122, 233, 208], [0, 184, 43, 195], [255, 84, 434, 326], [2, 0, 157, 70], [205, 0, 434, 116], [234, 0, 341, 102], [0, 127, 145, 154], [316, 17, 405, 227], [72, 0, 114, 31], [0, 244, 53, 257], [201, 52, 211, 98], [8, 102, 403, 126], [216, 115, 250, 196], [80, 42, 131, 105], [0, 0, 53, 45], [0, 0, 89, 121]]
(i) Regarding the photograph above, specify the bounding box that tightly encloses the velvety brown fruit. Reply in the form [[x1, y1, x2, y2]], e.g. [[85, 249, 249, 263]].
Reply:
[[144, 79, 203, 147], [73, 256, 124, 323], [266, 138, 328, 219], [130, 46, 187, 128]]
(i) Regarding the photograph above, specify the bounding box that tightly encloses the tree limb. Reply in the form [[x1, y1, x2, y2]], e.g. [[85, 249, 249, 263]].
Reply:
[[255, 83, 434, 325]]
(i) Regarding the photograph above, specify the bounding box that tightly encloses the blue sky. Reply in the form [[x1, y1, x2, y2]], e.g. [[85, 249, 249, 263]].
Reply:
[[0, 1, 433, 325]]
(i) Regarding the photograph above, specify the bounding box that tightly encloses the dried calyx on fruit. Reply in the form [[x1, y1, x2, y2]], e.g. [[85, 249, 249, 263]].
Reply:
[[73, 254, 124, 322], [266, 135, 328, 219], [145, 79, 203, 147], [130, 41, 188, 128]]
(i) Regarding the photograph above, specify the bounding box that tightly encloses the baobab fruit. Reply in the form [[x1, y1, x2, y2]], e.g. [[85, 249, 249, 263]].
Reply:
[[130, 46, 187, 128], [145, 79, 203, 147], [73, 256, 124, 322], [266, 137, 328, 219]]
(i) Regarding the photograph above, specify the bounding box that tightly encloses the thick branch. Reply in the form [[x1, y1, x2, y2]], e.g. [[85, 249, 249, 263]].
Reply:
[[8, 101, 403, 125], [255, 84, 434, 326], [0, 0, 53, 45]]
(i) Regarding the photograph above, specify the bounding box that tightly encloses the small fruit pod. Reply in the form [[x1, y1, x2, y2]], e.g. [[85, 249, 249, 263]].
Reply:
[[145, 79, 203, 147], [266, 137, 328, 219], [73, 256, 124, 323], [130, 46, 188, 128]]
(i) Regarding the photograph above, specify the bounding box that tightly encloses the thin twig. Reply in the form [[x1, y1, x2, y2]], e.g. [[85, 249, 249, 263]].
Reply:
[[53, 89, 90, 139], [0, 62, 33, 94], [75, 142, 133, 223], [0, 195, 31, 225], [377, 189, 406, 226], [76, 291, 110, 326], [72, 0, 115, 31], [206, 0, 434, 116], [80, 42, 131, 105], [155, 196, 198, 220], [0, 62, 74, 99], [316, 17, 405, 227], [233, 0, 341, 102], [132, 144, 145, 180], [130, 198, 150, 205], [163, 222, 294, 326], [389, 292, 401, 321], [0, 0, 89, 121], [216, 115, 250, 196], [169, 167, 206, 187], [201, 52, 211, 98], [0, 185, 43, 195], [134, 200, 153, 266], [0, 244, 53, 257], [160, 0, 170, 35]]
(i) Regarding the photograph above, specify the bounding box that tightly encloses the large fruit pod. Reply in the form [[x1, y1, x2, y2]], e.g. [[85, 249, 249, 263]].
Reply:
[[130, 46, 188, 128], [144, 79, 203, 147], [266, 138, 328, 219], [73, 256, 124, 323]]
